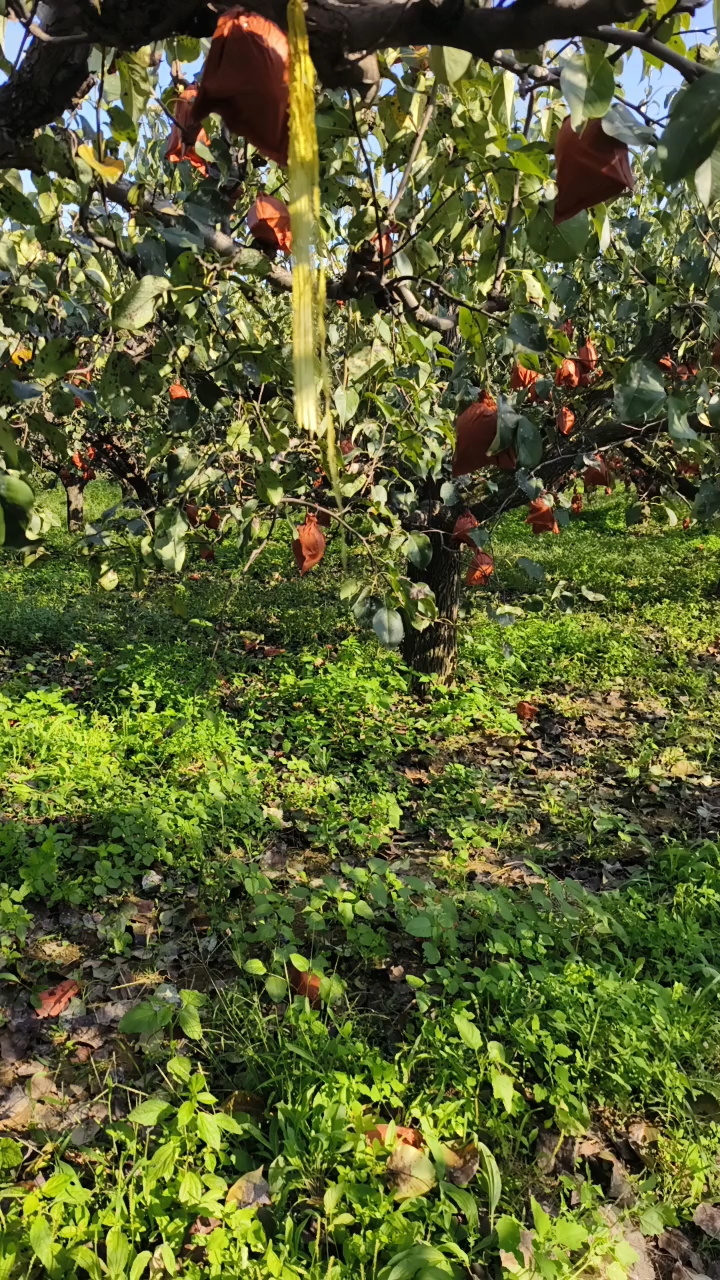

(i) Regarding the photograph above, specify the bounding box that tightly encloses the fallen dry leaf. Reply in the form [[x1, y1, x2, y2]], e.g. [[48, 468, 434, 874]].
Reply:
[[386, 1142, 436, 1200], [226, 1166, 271, 1209], [288, 967, 321, 1008], [366, 1124, 423, 1149], [694, 1204, 720, 1240], [517, 701, 539, 721], [658, 1230, 705, 1273], [36, 979, 80, 1019], [440, 1141, 479, 1186]]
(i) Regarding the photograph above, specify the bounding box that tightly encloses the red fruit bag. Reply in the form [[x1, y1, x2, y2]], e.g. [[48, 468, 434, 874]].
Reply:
[[554, 117, 634, 225], [526, 498, 559, 535], [452, 512, 480, 545], [555, 358, 581, 389], [292, 513, 326, 575], [583, 457, 611, 488], [169, 382, 191, 400], [556, 407, 575, 437], [247, 195, 292, 253], [510, 363, 538, 402], [191, 8, 289, 166], [452, 392, 515, 476], [465, 550, 494, 586], [166, 86, 211, 175], [578, 341, 598, 373]]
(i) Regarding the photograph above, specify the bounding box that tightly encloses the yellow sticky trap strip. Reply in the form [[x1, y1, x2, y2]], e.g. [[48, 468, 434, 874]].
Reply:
[[288, 0, 322, 439]]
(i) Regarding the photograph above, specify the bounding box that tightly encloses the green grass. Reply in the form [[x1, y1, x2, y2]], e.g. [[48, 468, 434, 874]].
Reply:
[[1, 486, 720, 1278]]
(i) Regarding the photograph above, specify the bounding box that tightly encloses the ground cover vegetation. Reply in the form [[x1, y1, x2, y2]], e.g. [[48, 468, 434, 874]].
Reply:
[[2, 0, 720, 1275]]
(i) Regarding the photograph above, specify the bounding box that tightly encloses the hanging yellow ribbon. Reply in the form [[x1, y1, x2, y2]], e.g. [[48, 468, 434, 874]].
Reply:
[[287, 0, 343, 526], [287, 0, 322, 439]]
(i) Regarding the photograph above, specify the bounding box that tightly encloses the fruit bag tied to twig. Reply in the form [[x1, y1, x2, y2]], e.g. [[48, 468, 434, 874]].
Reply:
[[554, 117, 634, 225], [190, 7, 289, 165]]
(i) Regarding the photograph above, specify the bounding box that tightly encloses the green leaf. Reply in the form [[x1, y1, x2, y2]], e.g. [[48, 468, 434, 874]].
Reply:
[[491, 1070, 516, 1113], [658, 73, 720, 185], [453, 1014, 483, 1050], [584, 57, 615, 119], [373, 606, 404, 648], [197, 1111, 223, 1149], [0, 181, 40, 226], [178, 1005, 203, 1040], [0, 1137, 22, 1169], [496, 1216, 522, 1254], [178, 1169, 205, 1204], [516, 416, 543, 468], [289, 953, 309, 971], [406, 913, 433, 937], [614, 360, 666, 421], [531, 1196, 552, 1239], [117, 52, 153, 124], [429, 46, 473, 85], [0, 474, 34, 512], [696, 141, 720, 206], [667, 395, 698, 443], [126, 1098, 174, 1126], [130, 1251, 153, 1280], [477, 1142, 502, 1223], [119, 1000, 173, 1035], [555, 1219, 589, 1250], [166, 1055, 192, 1083], [33, 337, 77, 384], [256, 466, 284, 506], [602, 102, 656, 148], [265, 974, 288, 1001], [560, 55, 589, 131], [112, 275, 169, 331], [72, 1247, 104, 1280], [29, 1216, 54, 1270], [517, 556, 546, 581], [244, 958, 267, 975], [527, 207, 590, 262], [509, 311, 547, 354], [334, 386, 359, 425], [105, 1227, 131, 1280], [406, 532, 433, 570]]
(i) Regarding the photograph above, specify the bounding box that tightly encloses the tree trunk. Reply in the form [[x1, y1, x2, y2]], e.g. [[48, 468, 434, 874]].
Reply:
[[65, 481, 85, 533], [402, 531, 461, 689]]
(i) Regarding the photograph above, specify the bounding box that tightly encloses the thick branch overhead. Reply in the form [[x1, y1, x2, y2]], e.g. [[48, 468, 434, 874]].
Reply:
[[0, 0, 675, 156]]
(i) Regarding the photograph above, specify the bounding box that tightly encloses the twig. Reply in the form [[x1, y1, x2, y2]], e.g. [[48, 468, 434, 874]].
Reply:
[[493, 91, 535, 293], [349, 91, 385, 253], [387, 84, 437, 219], [594, 25, 706, 81]]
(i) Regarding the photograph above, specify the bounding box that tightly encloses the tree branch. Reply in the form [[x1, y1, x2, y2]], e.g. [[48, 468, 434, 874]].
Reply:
[[593, 23, 707, 79]]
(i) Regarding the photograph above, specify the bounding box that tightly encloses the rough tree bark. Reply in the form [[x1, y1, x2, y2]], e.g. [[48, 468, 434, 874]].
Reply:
[[64, 480, 85, 533], [403, 530, 461, 688]]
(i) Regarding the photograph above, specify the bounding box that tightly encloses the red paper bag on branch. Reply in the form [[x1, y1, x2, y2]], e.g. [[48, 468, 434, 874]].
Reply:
[[511, 363, 539, 402], [583, 457, 611, 488], [554, 117, 634, 225], [465, 550, 494, 585], [292, 513, 326, 575], [452, 392, 516, 476], [191, 8, 289, 166], [555, 358, 581, 389], [526, 498, 559, 535], [556, 407, 575, 436], [452, 512, 480, 545], [578, 341, 598, 373], [166, 86, 211, 175], [247, 195, 292, 253]]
